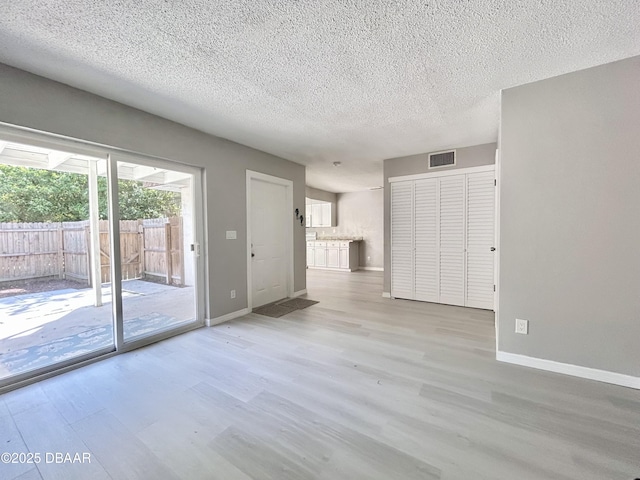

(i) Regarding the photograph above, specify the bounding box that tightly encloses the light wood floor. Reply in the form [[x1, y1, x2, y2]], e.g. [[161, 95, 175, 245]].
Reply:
[[1, 270, 638, 479]]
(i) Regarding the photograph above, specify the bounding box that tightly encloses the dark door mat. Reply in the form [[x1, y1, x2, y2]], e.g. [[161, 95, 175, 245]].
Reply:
[[252, 304, 297, 318], [253, 298, 319, 318], [278, 298, 319, 310]]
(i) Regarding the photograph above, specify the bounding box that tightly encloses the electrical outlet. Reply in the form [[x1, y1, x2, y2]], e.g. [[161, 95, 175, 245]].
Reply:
[[515, 318, 529, 335], [230, 289, 236, 299]]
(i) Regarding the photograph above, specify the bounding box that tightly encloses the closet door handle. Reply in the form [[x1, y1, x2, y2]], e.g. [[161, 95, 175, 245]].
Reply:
[[490, 247, 496, 252]]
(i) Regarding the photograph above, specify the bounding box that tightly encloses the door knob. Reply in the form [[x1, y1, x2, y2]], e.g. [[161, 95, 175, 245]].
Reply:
[[490, 247, 496, 252], [251, 253, 255, 257]]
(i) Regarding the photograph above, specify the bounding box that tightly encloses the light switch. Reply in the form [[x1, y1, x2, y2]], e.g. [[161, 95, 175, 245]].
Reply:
[[226, 230, 237, 240]]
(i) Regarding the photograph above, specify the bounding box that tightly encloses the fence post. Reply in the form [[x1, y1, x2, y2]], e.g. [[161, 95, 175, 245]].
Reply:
[[165, 220, 172, 285], [84, 225, 91, 286], [57, 224, 65, 279], [138, 220, 145, 279], [100, 220, 109, 284]]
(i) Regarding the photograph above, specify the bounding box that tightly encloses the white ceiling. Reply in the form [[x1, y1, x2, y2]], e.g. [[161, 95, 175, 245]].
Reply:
[[0, 1, 639, 193]]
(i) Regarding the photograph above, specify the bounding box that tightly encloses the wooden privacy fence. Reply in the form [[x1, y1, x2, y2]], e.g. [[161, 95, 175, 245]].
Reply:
[[0, 217, 184, 286]]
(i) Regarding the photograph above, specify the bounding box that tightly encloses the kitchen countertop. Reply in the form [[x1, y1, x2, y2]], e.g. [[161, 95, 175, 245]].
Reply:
[[312, 237, 363, 241]]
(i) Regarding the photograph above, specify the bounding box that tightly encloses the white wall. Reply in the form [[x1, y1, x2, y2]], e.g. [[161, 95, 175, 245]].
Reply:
[[0, 63, 307, 321], [499, 55, 640, 378]]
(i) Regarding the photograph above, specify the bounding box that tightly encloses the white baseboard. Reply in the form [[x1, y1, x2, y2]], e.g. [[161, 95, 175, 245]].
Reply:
[[382, 292, 391, 298], [361, 267, 384, 272], [496, 351, 640, 390], [292, 289, 307, 297], [206, 308, 250, 327]]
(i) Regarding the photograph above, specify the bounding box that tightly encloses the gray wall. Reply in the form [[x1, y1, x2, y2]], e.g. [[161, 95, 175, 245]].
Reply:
[[382, 143, 496, 292], [307, 189, 384, 269], [499, 55, 640, 376], [305, 186, 337, 204], [0, 63, 306, 320]]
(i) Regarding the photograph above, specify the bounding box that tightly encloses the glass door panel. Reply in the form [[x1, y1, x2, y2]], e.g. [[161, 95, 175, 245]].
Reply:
[[115, 160, 198, 342], [0, 142, 114, 384]]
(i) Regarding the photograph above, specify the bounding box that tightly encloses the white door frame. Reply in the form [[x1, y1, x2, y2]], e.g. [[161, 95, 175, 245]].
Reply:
[[246, 170, 294, 310], [494, 148, 501, 348]]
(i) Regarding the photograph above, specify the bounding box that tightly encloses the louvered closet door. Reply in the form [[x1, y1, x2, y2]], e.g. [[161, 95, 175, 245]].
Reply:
[[438, 175, 465, 306], [391, 182, 414, 299], [414, 179, 438, 302], [466, 171, 495, 309]]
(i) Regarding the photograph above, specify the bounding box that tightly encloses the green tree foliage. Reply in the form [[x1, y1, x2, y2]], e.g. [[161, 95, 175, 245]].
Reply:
[[0, 165, 181, 222], [115, 178, 181, 221]]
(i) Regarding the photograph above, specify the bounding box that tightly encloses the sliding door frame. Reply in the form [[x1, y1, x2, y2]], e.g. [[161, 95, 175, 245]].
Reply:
[[0, 123, 206, 392], [109, 150, 206, 351]]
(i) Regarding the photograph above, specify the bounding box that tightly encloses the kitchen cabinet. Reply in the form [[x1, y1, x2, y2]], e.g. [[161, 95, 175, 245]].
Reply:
[[339, 246, 349, 268], [321, 203, 333, 226], [313, 241, 327, 266], [311, 204, 323, 227], [306, 242, 315, 267], [306, 240, 359, 271], [306, 201, 335, 227], [326, 242, 340, 268], [305, 205, 311, 227]]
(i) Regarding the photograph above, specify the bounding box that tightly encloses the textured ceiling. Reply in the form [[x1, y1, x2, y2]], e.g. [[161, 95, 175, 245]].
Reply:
[[0, 1, 639, 192]]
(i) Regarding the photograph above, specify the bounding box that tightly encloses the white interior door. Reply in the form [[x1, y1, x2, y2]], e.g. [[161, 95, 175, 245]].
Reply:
[[465, 171, 495, 309], [251, 178, 288, 308]]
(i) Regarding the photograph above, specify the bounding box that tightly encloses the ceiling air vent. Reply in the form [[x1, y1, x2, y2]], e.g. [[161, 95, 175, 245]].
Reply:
[[428, 150, 456, 169]]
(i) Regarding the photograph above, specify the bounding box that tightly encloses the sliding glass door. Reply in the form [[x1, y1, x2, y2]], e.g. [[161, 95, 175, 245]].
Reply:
[[0, 132, 204, 390], [0, 144, 114, 384], [114, 158, 199, 342]]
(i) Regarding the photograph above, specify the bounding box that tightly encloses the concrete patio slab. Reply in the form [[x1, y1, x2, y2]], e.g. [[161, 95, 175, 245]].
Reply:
[[0, 280, 196, 380]]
